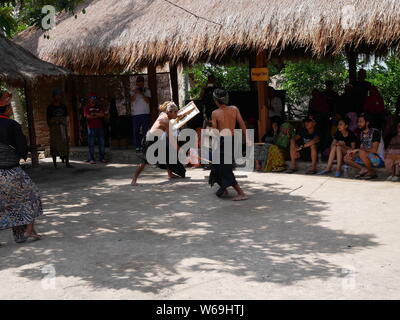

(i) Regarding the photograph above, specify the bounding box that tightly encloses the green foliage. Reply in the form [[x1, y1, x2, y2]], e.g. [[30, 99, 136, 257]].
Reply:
[[0, 0, 84, 37], [281, 56, 349, 116], [184, 54, 400, 118], [0, 5, 17, 36], [185, 64, 250, 99], [368, 54, 400, 112]]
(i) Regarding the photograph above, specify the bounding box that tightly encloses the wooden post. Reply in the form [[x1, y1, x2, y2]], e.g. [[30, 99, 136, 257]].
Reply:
[[169, 63, 180, 106], [24, 80, 39, 167], [68, 77, 79, 146], [123, 74, 132, 116], [147, 64, 159, 123], [346, 49, 358, 83], [248, 53, 257, 92], [256, 51, 269, 142]]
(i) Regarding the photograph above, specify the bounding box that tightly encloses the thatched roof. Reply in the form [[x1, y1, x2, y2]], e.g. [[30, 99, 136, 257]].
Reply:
[[14, 0, 400, 73], [0, 34, 70, 86]]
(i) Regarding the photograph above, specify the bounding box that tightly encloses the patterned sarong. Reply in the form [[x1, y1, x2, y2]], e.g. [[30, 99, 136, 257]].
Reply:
[[264, 145, 287, 172], [49, 117, 69, 158], [0, 167, 43, 243]]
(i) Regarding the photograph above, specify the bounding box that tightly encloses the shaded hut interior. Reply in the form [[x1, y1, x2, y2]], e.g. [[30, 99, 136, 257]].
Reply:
[[0, 34, 70, 165], [10, 0, 400, 153]]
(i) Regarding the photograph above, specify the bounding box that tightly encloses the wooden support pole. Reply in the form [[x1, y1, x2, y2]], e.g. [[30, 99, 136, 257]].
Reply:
[[68, 77, 79, 146], [256, 51, 269, 142], [248, 53, 257, 92], [169, 63, 180, 106], [24, 80, 39, 167], [147, 64, 159, 123]]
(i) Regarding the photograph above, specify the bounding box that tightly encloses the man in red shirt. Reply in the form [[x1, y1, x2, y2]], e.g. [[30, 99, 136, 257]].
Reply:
[[84, 93, 107, 164]]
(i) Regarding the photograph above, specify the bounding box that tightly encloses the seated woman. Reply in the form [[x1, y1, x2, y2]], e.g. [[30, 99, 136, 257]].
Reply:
[[255, 122, 294, 172], [385, 122, 400, 181], [318, 117, 357, 177], [254, 121, 280, 172], [264, 122, 295, 172]]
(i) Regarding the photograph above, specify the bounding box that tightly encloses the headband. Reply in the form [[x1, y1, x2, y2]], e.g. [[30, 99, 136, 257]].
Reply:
[[166, 102, 178, 112], [213, 90, 229, 105]]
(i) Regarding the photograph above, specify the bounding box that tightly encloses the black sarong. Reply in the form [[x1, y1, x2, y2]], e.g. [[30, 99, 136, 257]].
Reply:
[[141, 134, 186, 178], [209, 136, 238, 195]]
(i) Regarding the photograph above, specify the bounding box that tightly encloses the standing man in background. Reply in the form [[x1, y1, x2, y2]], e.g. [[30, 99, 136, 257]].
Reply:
[[200, 74, 218, 169], [131, 76, 151, 152], [268, 87, 284, 126], [200, 74, 217, 127], [84, 93, 107, 164], [47, 88, 72, 169], [352, 69, 372, 114]]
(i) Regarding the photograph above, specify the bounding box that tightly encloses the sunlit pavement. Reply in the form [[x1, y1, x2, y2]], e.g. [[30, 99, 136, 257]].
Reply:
[[1, 159, 400, 299]]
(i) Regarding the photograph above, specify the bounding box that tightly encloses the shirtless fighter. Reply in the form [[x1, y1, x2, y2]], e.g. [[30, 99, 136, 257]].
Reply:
[[131, 101, 186, 186], [209, 89, 249, 201]]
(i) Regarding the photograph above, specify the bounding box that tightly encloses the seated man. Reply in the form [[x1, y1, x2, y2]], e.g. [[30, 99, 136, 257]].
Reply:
[[287, 118, 320, 174], [344, 113, 384, 180]]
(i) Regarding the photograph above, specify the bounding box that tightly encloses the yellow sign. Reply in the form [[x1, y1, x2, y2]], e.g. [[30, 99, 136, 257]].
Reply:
[[251, 68, 269, 82]]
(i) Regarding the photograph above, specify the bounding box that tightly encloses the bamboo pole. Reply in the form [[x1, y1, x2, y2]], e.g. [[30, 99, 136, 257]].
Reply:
[[68, 77, 79, 146], [169, 63, 180, 106], [256, 51, 269, 142], [147, 64, 159, 123], [24, 80, 39, 167]]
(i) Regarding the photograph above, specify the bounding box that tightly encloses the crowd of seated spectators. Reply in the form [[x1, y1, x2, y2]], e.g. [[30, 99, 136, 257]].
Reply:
[[255, 69, 400, 181]]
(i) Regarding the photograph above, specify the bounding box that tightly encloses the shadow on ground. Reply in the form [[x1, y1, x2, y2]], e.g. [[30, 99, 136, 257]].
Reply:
[[0, 162, 379, 294]]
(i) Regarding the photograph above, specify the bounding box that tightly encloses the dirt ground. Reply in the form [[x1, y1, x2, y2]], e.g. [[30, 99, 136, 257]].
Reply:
[[1, 159, 400, 300]]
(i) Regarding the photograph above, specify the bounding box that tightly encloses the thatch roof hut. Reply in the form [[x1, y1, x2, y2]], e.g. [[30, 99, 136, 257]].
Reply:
[[0, 34, 70, 85], [14, 0, 400, 73], [1, 34, 70, 167]]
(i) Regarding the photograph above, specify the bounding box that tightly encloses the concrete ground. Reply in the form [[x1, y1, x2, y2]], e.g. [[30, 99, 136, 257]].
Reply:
[[1, 159, 400, 300]]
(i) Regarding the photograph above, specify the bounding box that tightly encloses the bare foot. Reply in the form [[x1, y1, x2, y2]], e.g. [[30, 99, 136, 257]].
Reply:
[[356, 168, 368, 178], [24, 232, 42, 241], [32, 234, 42, 240], [30, 228, 42, 239], [232, 194, 249, 201], [169, 174, 183, 179], [131, 180, 138, 186]]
